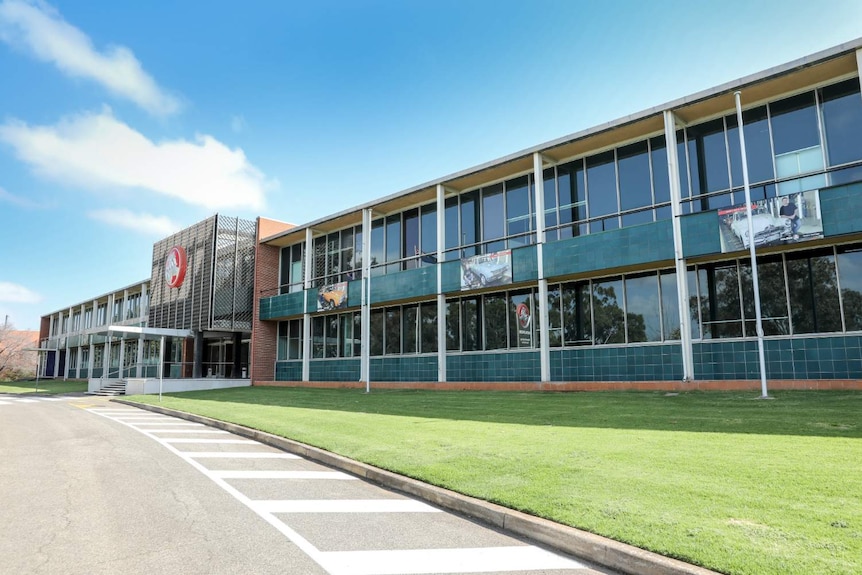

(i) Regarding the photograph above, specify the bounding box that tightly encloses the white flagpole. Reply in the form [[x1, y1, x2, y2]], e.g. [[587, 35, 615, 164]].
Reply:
[[734, 91, 770, 399]]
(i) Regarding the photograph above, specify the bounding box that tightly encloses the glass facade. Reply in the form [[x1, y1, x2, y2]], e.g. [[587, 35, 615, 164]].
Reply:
[[268, 69, 862, 385]]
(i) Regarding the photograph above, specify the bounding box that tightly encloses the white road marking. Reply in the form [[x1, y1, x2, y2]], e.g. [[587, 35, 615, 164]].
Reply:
[[183, 452, 300, 459], [252, 499, 440, 514], [211, 470, 356, 480], [319, 546, 586, 575], [139, 429, 230, 434], [132, 422, 204, 427], [0, 401, 11, 405], [161, 438, 257, 444], [14, 399, 39, 403]]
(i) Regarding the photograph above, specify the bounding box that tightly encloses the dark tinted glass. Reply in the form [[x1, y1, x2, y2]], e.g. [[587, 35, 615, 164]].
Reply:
[[625, 273, 660, 342], [446, 300, 460, 350], [558, 159, 586, 230], [402, 305, 418, 353], [444, 197, 459, 253], [403, 209, 419, 270], [543, 167, 557, 233], [650, 136, 670, 204], [506, 176, 531, 244], [420, 204, 436, 259], [727, 106, 774, 186], [837, 246, 862, 330], [461, 297, 480, 351], [483, 294, 507, 349], [385, 307, 401, 354], [592, 277, 625, 344], [786, 251, 841, 334], [821, 78, 862, 166], [770, 92, 820, 155], [370, 309, 383, 355], [420, 302, 438, 353], [586, 151, 617, 218], [482, 184, 504, 242], [689, 118, 730, 193], [460, 191, 479, 257], [618, 140, 652, 211]]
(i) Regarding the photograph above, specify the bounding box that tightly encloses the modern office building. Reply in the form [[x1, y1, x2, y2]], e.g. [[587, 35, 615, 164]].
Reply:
[[253, 39, 862, 390], [38, 214, 262, 393]]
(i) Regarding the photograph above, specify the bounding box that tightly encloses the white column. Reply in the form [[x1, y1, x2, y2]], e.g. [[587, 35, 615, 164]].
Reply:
[[55, 312, 63, 378], [436, 185, 447, 383], [664, 110, 694, 381], [118, 338, 125, 379], [302, 228, 313, 382], [136, 334, 144, 377], [88, 341, 95, 378], [361, 208, 372, 389], [533, 153, 551, 383]]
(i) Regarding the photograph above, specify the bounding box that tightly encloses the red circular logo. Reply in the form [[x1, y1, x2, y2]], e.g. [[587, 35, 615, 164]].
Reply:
[[516, 303, 531, 329], [164, 246, 187, 288]]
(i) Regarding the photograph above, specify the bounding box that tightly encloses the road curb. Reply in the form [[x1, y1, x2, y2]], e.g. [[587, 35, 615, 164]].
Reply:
[[113, 398, 720, 575]]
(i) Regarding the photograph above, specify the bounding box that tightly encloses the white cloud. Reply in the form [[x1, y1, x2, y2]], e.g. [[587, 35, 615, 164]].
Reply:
[[0, 281, 42, 303], [88, 208, 180, 236], [0, 109, 273, 210], [0, 0, 180, 116]]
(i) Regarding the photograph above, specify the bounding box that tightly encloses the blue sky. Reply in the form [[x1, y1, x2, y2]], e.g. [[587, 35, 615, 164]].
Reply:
[[1, 0, 861, 330]]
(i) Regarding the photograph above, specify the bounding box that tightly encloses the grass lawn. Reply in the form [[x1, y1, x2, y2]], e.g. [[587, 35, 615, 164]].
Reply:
[[0, 379, 88, 394], [127, 387, 862, 575]]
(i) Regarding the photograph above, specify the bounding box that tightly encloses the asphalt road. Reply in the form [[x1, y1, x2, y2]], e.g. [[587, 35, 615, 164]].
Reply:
[[0, 394, 613, 575]]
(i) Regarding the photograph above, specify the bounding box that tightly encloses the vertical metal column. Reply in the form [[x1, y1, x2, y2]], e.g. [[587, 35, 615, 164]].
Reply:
[[361, 208, 372, 390], [136, 334, 144, 377], [533, 153, 551, 383], [663, 110, 694, 381], [302, 227, 313, 382], [436, 185, 447, 383]]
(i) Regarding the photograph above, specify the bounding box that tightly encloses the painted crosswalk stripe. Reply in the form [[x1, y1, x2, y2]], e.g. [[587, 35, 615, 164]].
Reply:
[[161, 438, 258, 444], [319, 546, 586, 575], [141, 429, 230, 434], [14, 399, 39, 403], [132, 422, 203, 426], [253, 499, 440, 514], [183, 452, 300, 459], [210, 470, 356, 480]]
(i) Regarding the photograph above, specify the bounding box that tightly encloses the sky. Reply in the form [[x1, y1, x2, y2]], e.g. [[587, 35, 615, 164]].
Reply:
[[1, 0, 861, 331]]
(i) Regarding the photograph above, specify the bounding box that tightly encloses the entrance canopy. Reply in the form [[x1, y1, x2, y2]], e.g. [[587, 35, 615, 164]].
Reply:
[[103, 326, 193, 340]]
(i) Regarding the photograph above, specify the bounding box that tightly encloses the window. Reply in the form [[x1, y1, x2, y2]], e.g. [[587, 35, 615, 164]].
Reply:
[[483, 294, 507, 349], [505, 176, 532, 248], [96, 304, 107, 326], [403, 210, 419, 270], [586, 151, 618, 228], [618, 141, 652, 212], [837, 246, 862, 331], [385, 308, 401, 354], [84, 307, 93, 329], [482, 184, 505, 253], [460, 191, 479, 258], [557, 159, 586, 238], [592, 277, 625, 344], [509, 290, 535, 348], [624, 274, 660, 342], [420, 204, 437, 266], [280, 243, 304, 293], [420, 301, 438, 353], [786, 250, 841, 334], [402, 304, 418, 354], [278, 319, 303, 360], [445, 300, 460, 351], [821, 78, 862, 169], [370, 310, 384, 356]]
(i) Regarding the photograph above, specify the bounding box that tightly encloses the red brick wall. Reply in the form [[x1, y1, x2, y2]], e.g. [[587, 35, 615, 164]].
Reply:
[[251, 218, 289, 383]]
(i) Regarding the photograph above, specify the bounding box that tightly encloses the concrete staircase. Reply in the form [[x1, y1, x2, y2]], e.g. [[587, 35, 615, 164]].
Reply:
[[89, 380, 127, 397]]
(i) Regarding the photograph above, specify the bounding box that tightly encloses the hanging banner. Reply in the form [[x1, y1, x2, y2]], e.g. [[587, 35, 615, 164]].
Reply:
[[460, 249, 513, 290], [718, 190, 823, 253], [317, 282, 348, 311]]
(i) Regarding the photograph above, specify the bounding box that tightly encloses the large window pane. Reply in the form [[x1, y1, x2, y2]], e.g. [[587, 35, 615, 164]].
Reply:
[[460, 191, 479, 257], [821, 78, 862, 167], [786, 251, 842, 334], [650, 136, 670, 204], [385, 215, 401, 273], [461, 297, 480, 351], [402, 305, 418, 354], [370, 219, 385, 274], [420, 204, 437, 265], [370, 309, 384, 356], [547, 285, 562, 347], [592, 277, 625, 344], [771, 92, 820, 155], [509, 290, 534, 348], [385, 308, 401, 354], [739, 257, 788, 336], [420, 302, 438, 353], [484, 294, 507, 349], [701, 263, 742, 338], [558, 159, 586, 238], [482, 184, 505, 251], [325, 315, 339, 358], [586, 151, 617, 219], [690, 118, 730, 194], [543, 168, 558, 241], [618, 141, 652, 211], [312, 316, 324, 358], [625, 274, 660, 342], [506, 176, 532, 247], [403, 209, 419, 270], [446, 300, 460, 351], [837, 245, 862, 330], [660, 271, 680, 340], [562, 281, 591, 345], [728, 106, 774, 186], [444, 197, 459, 257]]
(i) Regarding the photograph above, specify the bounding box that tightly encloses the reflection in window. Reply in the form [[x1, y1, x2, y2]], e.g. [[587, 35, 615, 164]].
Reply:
[[482, 184, 505, 253], [557, 159, 586, 238], [625, 274, 660, 342], [562, 281, 591, 345], [739, 258, 789, 336], [461, 297, 480, 351], [837, 246, 862, 331], [592, 277, 625, 344], [460, 191, 479, 258], [385, 308, 401, 354], [403, 209, 419, 270], [446, 300, 460, 351], [420, 302, 438, 353], [402, 305, 418, 354], [483, 294, 507, 349], [370, 309, 384, 356], [618, 141, 652, 211], [660, 271, 680, 340], [700, 263, 742, 338], [547, 286, 562, 347], [506, 176, 532, 247], [786, 251, 841, 334], [821, 78, 862, 168], [509, 290, 534, 348], [586, 151, 617, 223]]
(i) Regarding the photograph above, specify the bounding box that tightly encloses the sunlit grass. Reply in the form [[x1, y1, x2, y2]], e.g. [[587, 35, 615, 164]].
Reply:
[[127, 388, 862, 575], [0, 379, 87, 394]]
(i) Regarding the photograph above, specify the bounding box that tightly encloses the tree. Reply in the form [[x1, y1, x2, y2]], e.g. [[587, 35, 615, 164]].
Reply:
[[0, 323, 38, 380]]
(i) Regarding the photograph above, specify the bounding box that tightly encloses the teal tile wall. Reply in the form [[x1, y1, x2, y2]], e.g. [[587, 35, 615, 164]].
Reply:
[[821, 182, 862, 237], [551, 344, 682, 381], [370, 266, 437, 304], [79, 368, 88, 379], [91, 367, 103, 378], [371, 355, 438, 382], [310, 358, 361, 382], [512, 245, 538, 282], [441, 260, 461, 293], [259, 291, 305, 320], [275, 361, 302, 381], [681, 211, 722, 257], [446, 351, 541, 382], [347, 279, 363, 306], [306, 289, 318, 311], [543, 220, 674, 279], [694, 336, 862, 379]]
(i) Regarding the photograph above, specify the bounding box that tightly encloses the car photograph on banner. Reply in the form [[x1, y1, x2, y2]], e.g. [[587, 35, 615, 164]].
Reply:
[[718, 190, 824, 253], [317, 282, 348, 311], [461, 250, 513, 290]]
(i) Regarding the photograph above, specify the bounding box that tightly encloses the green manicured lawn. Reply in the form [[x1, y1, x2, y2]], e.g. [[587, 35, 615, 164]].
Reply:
[[0, 379, 88, 394], [127, 388, 862, 575]]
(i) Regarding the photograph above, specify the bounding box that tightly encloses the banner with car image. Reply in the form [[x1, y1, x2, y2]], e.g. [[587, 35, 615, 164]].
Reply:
[[460, 250, 513, 290], [317, 282, 348, 311], [718, 190, 824, 253]]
